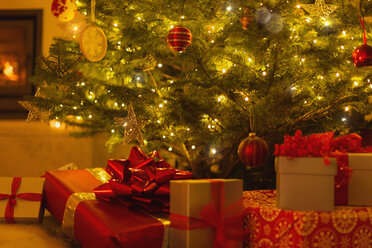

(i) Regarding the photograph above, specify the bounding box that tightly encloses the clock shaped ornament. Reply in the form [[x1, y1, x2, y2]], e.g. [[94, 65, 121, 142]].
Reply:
[[79, 0, 107, 62]]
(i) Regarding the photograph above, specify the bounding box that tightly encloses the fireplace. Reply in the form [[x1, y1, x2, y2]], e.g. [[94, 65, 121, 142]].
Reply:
[[0, 10, 42, 118]]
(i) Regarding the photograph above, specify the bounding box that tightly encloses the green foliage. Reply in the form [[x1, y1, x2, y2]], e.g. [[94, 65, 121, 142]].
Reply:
[[26, 0, 372, 189]]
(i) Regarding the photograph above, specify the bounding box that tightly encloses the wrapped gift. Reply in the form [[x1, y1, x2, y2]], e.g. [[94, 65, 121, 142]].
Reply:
[[170, 179, 244, 248], [45, 168, 170, 248], [0, 177, 44, 223], [347, 153, 372, 205], [44, 146, 192, 248], [244, 190, 372, 248], [276, 156, 337, 211], [274, 130, 367, 209]]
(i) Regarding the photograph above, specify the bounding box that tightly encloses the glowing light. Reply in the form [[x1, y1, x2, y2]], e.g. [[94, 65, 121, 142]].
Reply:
[[248, 58, 252, 62], [121, 103, 125, 107], [114, 23, 118, 27], [170, 132, 174, 136], [342, 31, 346, 36], [342, 117, 347, 122], [262, 71, 267, 76], [168, 147, 173, 151], [317, 96, 322, 100], [226, 6, 232, 11], [245, 97, 249, 102], [136, 76, 141, 81], [73, 106, 77, 110], [137, 17, 141, 20], [211, 40, 215, 43], [81, 82, 85, 86], [159, 104, 163, 108], [170, 80, 174, 84], [354, 81, 358, 86], [296, 5, 301, 8], [340, 46, 344, 49], [158, 63, 163, 68], [324, 21, 330, 26], [345, 106, 350, 111], [222, 69, 226, 73], [163, 135, 166, 139], [157, 120, 161, 123], [186, 128, 190, 131], [114, 102, 118, 107], [77, 116, 81, 120], [55, 121, 61, 128], [171, 25, 174, 28], [304, 100, 307, 104], [60, 104, 63, 107], [211, 148, 217, 154], [191, 145, 196, 149], [73, 26, 78, 31], [111, 129, 115, 133], [89, 114, 92, 118], [181, 15, 185, 19], [313, 40, 317, 43], [336, 73, 340, 77], [306, 18, 311, 23]]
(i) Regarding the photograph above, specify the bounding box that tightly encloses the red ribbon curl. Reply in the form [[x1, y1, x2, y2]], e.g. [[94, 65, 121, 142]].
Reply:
[[170, 180, 248, 248], [94, 146, 193, 212], [0, 177, 42, 223]]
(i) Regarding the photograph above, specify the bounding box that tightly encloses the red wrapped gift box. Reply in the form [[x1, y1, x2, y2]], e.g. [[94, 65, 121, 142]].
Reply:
[[244, 190, 372, 247], [44, 168, 169, 248]]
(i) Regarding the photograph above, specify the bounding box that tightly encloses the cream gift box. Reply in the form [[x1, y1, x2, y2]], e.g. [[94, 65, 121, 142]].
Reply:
[[170, 179, 243, 248], [0, 177, 44, 223], [348, 153, 372, 206], [276, 156, 337, 211]]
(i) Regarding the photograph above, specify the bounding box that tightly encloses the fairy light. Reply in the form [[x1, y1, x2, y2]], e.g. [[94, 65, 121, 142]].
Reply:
[[81, 82, 85, 86], [304, 100, 307, 104], [111, 129, 115, 133], [170, 80, 174, 84], [222, 68, 226, 73], [73, 106, 77, 110], [211, 40, 215, 43], [60, 104, 63, 107], [306, 18, 311, 23], [157, 120, 161, 123], [191, 145, 196, 149], [114, 102, 118, 107], [136, 76, 141, 81], [114, 23, 118, 27], [262, 71, 267, 76], [151, 89, 156, 92], [77, 116, 82, 120], [94, 100, 98, 103], [137, 16, 141, 20], [336, 73, 340, 77], [354, 81, 359, 86], [226, 6, 232, 11], [313, 40, 317, 44], [340, 46, 345, 49], [248, 58, 252, 62], [89, 114, 92, 118], [168, 147, 173, 151], [245, 97, 249, 101], [158, 63, 163, 68], [342, 117, 347, 122], [163, 135, 166, 139], [211, 148, 217, 154], [324, 21, 330, 26], [342, 31, 346, 36], [296, 5, 301, 8], [170, 132, 174, 136], [159, 103, 163, 107], [121, 103, 125, 107], [186, 128, 190, 131], [83, 11, 87, 15], [54, 121, 61, 128], [181, 15, 185, 19], [171, 25, 174, 29], [345, 106, 350, 111], [73, 26, 78, 31], [317, 96, 322, 100]]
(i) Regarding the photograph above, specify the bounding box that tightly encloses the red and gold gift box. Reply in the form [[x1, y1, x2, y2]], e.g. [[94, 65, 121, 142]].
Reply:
[[170, 179, 244, 248], [0, 177, 44, 223], [44, 168, 169, 248], [244, 190, 372, 248]]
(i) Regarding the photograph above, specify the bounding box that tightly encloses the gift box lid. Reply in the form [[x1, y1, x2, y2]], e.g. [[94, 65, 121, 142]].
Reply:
[[348, 153, 372, 170], [276, 156, 337, 175]]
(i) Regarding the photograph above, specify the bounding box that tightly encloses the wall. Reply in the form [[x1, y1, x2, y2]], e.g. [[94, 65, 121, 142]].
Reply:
[[0, 1, 126, 176]]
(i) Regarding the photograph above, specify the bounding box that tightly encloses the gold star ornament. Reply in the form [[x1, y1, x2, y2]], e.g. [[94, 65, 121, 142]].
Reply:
[[301, 0, 337, 16], [114, 102, 144, 145], [18, 101, 50, 123]]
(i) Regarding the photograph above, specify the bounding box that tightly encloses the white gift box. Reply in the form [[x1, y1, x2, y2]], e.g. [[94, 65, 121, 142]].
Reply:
[[276, 156, 337, 211]]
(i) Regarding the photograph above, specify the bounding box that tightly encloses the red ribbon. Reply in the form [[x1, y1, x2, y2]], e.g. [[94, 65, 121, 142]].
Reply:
[[360, 17, 367, 45], [94, 146, 193, 212], [170, 180, 248, 248], [0, 177, 42, 223]]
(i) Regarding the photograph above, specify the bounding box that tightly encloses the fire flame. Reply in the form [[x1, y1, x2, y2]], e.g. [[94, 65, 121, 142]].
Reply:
[[3, 62, 14, 77]]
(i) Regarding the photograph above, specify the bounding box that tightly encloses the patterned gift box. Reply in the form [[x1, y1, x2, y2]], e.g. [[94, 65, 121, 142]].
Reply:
[[244, 190, 372, 248], [0, 177, 44, 223]]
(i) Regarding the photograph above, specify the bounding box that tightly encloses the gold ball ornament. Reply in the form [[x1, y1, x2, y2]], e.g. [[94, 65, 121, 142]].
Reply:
[[51, 0, 77, 22], [79, 25, 107, 62]]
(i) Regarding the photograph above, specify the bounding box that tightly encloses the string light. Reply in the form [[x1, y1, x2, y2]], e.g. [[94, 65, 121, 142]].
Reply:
[[159, 103, 163, 107], [354, 81, 358, 86], [222, 69, 226, 73], [191, 145, 196, 149], [245, 97, 249, 102], [114, 23, 118, 27], [226, 6, 232, 11], [89, 114, 92, 118], [342, 117, 347, 122], [345, 106, 350, 111], [111, 129, 115, 133], [168, 147, 173, 151], [163, 135, 166, 139], [211, 148, 217, 154], [158, 63, 163, 68], [170, 132, 174, 136], [121, 103, 125, 107]]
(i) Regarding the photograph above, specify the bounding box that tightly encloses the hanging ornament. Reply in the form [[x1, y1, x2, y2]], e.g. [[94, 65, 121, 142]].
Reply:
[[240, 8, 254, 30], [167, 25, 192, 52], [352, 17, 372, 67], [114, 102, 144, 146], [79, 0, 107, 62], [301, 0, 337, 17], [237, 133, 269, 168], [51, 0, 77, 22]]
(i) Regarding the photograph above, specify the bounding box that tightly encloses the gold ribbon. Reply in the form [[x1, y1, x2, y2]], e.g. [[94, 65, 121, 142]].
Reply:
[[61, 168, 169, 247], [62, 168, 110, 237]]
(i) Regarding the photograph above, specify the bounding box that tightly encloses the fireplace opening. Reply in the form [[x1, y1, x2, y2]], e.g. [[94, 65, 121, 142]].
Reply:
[[0, 10, 42, 118]]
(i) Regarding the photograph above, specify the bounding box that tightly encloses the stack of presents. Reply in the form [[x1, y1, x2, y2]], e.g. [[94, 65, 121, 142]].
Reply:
[[2, 130, 372, 247]]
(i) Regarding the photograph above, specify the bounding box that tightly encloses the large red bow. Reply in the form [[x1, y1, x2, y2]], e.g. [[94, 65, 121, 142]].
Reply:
[[0, 177, 42, 223], [94, 146, 193, 212], [170, 180, 248, 248]]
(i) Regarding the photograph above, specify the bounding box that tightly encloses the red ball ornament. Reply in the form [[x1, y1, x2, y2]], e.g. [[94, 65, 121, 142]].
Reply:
[[51, 0, 77, 22], [167, 26, 192, 52], [352, 44, 372, 67], [238, 133, 269, 168]]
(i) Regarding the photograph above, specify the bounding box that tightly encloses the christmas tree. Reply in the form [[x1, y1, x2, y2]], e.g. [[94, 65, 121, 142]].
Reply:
[[24, 0, 372, 189]]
